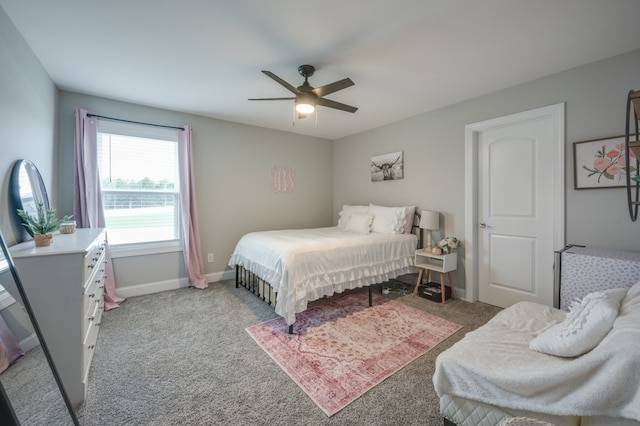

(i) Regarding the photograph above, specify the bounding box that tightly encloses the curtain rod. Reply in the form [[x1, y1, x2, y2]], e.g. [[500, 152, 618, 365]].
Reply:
[[86, 113, 185, 131]]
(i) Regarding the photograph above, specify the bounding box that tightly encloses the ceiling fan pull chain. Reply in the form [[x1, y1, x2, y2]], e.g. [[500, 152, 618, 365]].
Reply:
[[292, 103, 296, 127]]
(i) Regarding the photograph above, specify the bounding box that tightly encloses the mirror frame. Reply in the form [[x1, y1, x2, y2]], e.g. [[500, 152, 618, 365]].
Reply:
[[8, 159, 50, 242], [0, 231, 79, 425]]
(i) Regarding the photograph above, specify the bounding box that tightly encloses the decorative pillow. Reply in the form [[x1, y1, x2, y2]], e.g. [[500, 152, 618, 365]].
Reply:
[[529, 288, 627, 357], [343, 214, 374, 234], [337, 205, 369, 229], [368, 204, 406, 234], [402, 206, 416, 234]]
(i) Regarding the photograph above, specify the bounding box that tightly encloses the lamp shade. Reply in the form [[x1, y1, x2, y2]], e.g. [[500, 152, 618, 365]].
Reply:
[[419, 210, 439, 230]]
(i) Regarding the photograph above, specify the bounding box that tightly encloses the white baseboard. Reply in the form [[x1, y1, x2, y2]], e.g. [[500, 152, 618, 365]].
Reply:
[[115, 277, 187, 298], [208, 269, 235, 283], [115, 269, 236, 299], [20, 333, 40, 353]]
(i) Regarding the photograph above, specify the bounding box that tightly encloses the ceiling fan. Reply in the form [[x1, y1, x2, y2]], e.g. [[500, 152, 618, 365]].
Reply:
[[248, 65, 358, 117]]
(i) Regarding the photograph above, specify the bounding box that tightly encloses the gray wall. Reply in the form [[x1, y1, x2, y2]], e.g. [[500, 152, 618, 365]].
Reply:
[[0, 6, 56, 343], [334, 48, 640, 295], [0, 6, 58, 245], [57, 91, 334, 293]]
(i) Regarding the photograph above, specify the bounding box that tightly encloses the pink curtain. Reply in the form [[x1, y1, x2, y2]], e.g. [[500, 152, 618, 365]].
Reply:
[[74, 108, 125, 310], [0, 315, 23, 373], [178, 126, 208, 289]]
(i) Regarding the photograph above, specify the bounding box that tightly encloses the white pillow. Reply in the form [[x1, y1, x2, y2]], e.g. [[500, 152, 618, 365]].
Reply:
[[343, 214, 374, 234], [529, 288, 627, 357], [337, 205, 369, 229], [402, 206, 416, 234], [368, 204, 406, 234]]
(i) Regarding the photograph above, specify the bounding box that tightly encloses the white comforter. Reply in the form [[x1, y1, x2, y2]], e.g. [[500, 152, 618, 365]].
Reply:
[[433, 283, 640, 422], [228, 227, 417, 325]]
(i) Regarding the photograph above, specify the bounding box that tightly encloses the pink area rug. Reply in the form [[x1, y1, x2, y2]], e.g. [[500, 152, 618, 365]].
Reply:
[[246, 292, 462, 416]]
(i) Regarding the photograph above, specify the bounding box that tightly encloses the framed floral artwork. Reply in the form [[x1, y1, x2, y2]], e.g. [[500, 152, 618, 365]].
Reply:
[[573, 135, 638, 189]]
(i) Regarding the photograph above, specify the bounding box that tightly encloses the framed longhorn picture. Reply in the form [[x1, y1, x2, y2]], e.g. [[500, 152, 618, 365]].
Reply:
[[371, 151, 404, 182]]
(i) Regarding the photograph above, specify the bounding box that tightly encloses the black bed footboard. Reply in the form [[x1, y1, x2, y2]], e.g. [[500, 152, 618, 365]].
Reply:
[[235, 265, 375, 334], [235, 265, 276, 306], [235, 265, 293, 332]]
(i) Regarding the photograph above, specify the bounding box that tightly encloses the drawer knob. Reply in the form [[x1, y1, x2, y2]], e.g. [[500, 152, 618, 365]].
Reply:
[[88, 293, 95, 298], [88, 344, 95, 350], [88, 316, 95, 321]]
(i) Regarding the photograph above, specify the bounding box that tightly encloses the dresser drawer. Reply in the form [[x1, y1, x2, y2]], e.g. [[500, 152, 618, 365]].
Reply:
[[82, 304, 102, 386], [83, 239, 106, 284], [82, 273, 104, 338], [83, 282, 104, 339]]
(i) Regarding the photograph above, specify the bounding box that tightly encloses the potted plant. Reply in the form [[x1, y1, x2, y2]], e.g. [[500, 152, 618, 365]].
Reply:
[[16, 202, 73, 247]]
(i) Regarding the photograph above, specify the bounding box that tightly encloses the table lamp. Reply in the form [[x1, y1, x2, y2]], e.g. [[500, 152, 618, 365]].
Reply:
[[419, 210, 439, 251]]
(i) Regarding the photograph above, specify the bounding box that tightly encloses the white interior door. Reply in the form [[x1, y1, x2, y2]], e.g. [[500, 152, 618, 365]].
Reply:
[[465, 104, 564, 308]]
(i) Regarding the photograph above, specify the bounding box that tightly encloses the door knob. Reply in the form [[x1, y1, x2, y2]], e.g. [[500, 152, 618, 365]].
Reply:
[[479, 222, 487, 228]]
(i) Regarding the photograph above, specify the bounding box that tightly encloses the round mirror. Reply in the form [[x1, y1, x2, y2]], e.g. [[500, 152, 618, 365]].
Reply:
[[8, 160, 50, 242]]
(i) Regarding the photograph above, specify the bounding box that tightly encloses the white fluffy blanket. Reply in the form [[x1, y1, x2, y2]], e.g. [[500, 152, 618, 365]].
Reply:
[[229, 227, 417, 325], [433, 283, 640, 422]]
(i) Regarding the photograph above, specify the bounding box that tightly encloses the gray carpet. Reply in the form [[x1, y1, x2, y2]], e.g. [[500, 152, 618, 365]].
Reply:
[[73, 280, 501, 425], [1, 345, 72, 425]]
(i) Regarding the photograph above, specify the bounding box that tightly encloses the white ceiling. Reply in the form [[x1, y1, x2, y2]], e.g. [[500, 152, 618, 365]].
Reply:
[[2, 0, 640, 140]]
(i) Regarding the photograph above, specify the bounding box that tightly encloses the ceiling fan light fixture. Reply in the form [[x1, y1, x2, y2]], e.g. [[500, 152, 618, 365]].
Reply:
[[295, 102, 315, 114], [295, 92, 316, 114]]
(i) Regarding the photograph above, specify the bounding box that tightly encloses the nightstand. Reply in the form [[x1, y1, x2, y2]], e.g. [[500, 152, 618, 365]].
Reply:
[[413, 250, 457, 304]]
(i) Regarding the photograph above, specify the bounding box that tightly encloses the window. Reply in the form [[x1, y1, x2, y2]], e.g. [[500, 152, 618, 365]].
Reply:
[[97, 120, 180, 247]]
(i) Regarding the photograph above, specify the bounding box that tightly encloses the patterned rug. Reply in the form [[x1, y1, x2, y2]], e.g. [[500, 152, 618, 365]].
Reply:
[[246, 292, 462, 416]]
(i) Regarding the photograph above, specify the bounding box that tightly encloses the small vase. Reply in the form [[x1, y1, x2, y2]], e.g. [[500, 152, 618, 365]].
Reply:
[[34, 233, 53, 247]]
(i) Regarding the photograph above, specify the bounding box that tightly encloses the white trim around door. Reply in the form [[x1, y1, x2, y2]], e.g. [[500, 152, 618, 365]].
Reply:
[[464, 103, 565, 303]]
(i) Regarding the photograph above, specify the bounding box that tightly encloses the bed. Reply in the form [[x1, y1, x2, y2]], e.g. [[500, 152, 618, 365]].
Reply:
[[228, 204, 420, 331], [434, 246, 640, 426]]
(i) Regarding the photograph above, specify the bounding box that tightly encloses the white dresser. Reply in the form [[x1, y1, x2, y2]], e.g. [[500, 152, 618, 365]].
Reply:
[[10, 228, 107, 407]]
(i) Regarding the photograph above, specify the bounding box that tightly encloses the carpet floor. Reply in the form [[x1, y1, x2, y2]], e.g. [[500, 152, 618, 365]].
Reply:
[[72, 280, 501, 425]]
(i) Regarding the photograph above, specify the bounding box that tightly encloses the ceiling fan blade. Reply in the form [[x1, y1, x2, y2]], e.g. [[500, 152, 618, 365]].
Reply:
[[262, 71, 300, 95], [317, 97, 358, 113], [248, 97, 295, 101], [312, 78, 354, 97]]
